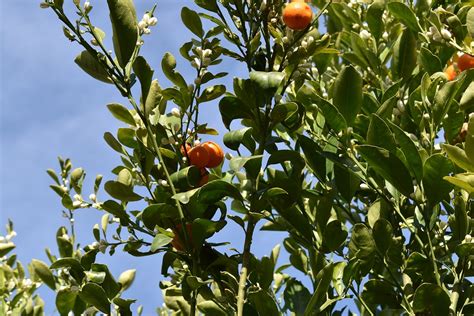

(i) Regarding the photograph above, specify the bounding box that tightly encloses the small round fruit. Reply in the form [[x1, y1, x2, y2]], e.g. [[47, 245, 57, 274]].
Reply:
[[444, 64, 458, 81], [283, 0, 313, 30], [457, 54, 474, 72], [171, 223, 193, 251], [188, 146, 210, 168], [201, 141, 224, 168]]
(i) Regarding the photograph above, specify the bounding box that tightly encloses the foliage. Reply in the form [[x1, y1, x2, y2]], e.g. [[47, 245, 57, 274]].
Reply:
[[7, 0, 474, 314]]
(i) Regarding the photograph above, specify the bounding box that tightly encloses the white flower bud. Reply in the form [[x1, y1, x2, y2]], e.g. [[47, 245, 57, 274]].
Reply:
[[160, 180, 168, 186], [397, 100, 405, 113], [382, 32, 389, 41], [138, 21, 147, 30], [360, 30, 371, 40], [440, 28, 451, 40], [39, 2, 50, 8], [171, 107, 181, 117], [73, 200, 82, 207], [301, 40, 308, 49], [84, 1, 91, 11], [194, 140, 201, 146], [89, 193, 96, 201], [148, 17, 158, 26], [142, 13, 150, 24], [73, 194, 82, 201], [143, 28, 151, 35]]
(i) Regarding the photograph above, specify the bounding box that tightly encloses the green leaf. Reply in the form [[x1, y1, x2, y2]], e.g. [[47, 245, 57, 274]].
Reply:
[[133, 56, 154, 103], [223, 127, 255, 152], [219, 96, 253, 129], [0, 242, 15, 257], [460, 81, 474, 111], [366, 0, 384, 39], [248, 289, 279, 316], [104, 132, 123, 153], [169, 166, 201, 189], [392, 29, 417, 81], [367, 114, 397, 153], [412, 283, 450, 316], [334, 164, 360, 202], [31, 259, 56, 290], [249, 71, 285, 91], [151, 234, 173, 252], [91, 264, 120, 299], [362, 279, 398, 308], [195, 0, 218, 12], [284, 279, 311, 316], [107, 0, 138, 68], [348, 224, 376, 274], [50, 258, 85, 282], [418, 47, 442, 75], [322, 220, 347, 252], [181, 7, 204, 38], [79, 283, 111, 314], [161, 52, 187, 89], [74, 51, 112, 84], [333, 65, 362, 124], [304, 264, 334, 315], [422, 154, 454, 205], [456, 242, 474, 257], [104, 181, 143, 202], [56, 289, 77, 316], [467, 7, 474, 38], [386, 120, 424, 182], [198, 85, 226, 103], [387, 2, 420, 32], [442, 144, 474, 172], [444, 174, 474, 194], [107, 103, 136, 126], [357, 145, 414, 196], [142, 204, 179, 230], [465, 115, 474, 163], [372, 219, 393, 255], [298, 135, 326, 181]]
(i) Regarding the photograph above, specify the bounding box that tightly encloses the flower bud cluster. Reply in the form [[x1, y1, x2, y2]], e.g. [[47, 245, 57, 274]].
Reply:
[[192, 47, 213, 69], [426, 26, 452, 42], [138, 13, 157, 35]]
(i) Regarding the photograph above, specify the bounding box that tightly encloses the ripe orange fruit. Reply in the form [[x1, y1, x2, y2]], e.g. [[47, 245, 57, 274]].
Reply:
[[187, 145, 210, 168], [283, 0, 313, 30], [457, 54, 474, 72], [180, 143, 191, 156], [444, 64, 458, 81], [171, 223, 193, 251], [201, 141, 224, 168], [198, 168, 209, 186]]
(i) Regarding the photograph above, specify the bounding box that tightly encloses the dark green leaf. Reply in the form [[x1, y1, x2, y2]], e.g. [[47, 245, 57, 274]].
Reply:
[[107, 103, 135, 126], [392, 29, 417, 81], [74, 51, 112, 83], [56, 289, 77, 316], [107, 0, 138, 67], [422, 154, 454, 205], [333, 65, 362, 124], [387, 2, 420, 32], [372, 219, 393, 255], [357, 145, 414, 196], [412, 283, 450, 316], [181, 7, 204, 38], [104, 181, 143, 202], [31, 259, 55, 290], [79, 283, 111, 314]]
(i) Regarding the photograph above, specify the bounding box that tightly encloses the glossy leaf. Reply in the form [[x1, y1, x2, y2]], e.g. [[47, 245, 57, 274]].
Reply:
[[74, 51, 112, 84], [422, 154, 454, 205], [412, 283, 450, 316], [79, 283, 111, 314], [333, 65, 362, 124]]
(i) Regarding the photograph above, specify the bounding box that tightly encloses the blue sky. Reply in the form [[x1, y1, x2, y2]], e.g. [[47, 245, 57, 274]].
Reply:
[[1, 1, 291, 314]]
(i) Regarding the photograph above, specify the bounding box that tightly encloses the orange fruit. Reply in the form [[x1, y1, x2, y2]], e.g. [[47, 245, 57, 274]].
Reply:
[[444, 64, 458, 81], [283, 0, 313, 30], [180, 143, 191, 156], [198, 168, 209, 186], [187, 145, 210, 168], [171, 223, 193, 251], [457, 54, 474, 72], [201, 141, 224, 168]]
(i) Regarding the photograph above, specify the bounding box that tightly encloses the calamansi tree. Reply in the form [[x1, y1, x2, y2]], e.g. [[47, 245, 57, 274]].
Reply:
[[2, 0, 474, 314]]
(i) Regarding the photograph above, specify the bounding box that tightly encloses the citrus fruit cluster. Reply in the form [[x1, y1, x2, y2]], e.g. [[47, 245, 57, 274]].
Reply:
[[181, 141, 224, 186], [444, 53, 474, 80]]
